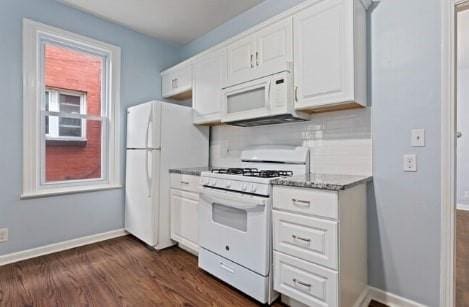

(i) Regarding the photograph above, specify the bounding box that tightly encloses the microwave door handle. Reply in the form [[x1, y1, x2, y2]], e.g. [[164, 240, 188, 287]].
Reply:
[[200, 193, 265, 211]]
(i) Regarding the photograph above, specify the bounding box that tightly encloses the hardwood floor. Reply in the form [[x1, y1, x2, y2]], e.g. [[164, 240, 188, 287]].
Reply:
[[457, 210, 469, 307], [0, 235, 385, 307]]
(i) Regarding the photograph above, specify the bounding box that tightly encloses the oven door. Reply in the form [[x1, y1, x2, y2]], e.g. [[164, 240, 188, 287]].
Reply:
[[199, 187, 270, 276], [222, 75, 273, 123]]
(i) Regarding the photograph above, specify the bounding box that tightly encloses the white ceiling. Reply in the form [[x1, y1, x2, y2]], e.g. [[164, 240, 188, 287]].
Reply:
[[58, 0, 264, 44]]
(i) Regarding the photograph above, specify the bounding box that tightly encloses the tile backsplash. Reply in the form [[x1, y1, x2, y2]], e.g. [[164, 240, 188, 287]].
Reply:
[[210, 108, 372, 176]]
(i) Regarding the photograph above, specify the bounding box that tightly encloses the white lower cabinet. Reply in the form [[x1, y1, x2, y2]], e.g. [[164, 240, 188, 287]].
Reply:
[[273, 184, 367, 307], [170, 174, 200, 254]]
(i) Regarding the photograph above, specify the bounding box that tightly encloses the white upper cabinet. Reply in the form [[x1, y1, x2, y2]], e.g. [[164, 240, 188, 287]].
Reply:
[[192, 49, 227, 124], [162, 62, 192, 100], [226, 17, 293, 87], [160, 0, 370, 121], [293, 0, 367, 111], [226, 35, 257, 87], [255, 18, 293, 79]]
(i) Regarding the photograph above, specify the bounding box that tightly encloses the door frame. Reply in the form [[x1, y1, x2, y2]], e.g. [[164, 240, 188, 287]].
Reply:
[[441, 1, 469, 306]]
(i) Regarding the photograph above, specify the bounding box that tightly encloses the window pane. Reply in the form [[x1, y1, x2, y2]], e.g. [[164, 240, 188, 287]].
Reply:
[[44, 44, 103, 117], [43, 43, 105, 183], [59, 94, 80, 106], [45, 119, 102, 182]]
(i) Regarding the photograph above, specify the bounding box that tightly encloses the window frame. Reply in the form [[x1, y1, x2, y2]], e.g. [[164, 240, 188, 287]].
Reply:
[[45, 88, 87, 142], [22, 19, 122, 198]]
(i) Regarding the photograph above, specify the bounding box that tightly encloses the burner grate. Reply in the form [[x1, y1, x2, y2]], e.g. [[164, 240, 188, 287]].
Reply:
[[211, 168, 293, 178]]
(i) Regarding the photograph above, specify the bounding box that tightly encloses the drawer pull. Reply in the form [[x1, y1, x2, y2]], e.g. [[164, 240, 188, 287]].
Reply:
[[292, 234, 311, 243], [293, 278, 311, 288], [220, 262, 234, 273], [180, 181, 190, 185], [292, 198, 311, 207]]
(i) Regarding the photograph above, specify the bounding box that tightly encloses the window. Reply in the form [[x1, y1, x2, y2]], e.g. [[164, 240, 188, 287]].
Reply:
[[22, 19, 121, 197], [45, 89, 87, 141]]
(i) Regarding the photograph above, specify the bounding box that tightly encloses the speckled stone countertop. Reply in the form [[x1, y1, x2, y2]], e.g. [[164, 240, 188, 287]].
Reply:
[[271, 173, 372, 191], [169, 167, 210, 176]]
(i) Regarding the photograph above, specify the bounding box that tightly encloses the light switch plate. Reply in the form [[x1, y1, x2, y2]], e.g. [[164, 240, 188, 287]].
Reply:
[[411, 129, 425, 147], [403, 154, 417, 172]]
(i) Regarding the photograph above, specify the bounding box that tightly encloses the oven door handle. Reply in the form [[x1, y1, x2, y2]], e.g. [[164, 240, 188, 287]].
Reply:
[[200, 193, 266, 211]]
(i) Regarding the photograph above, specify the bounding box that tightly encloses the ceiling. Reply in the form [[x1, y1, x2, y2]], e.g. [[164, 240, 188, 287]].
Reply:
[[58, 0, 264, 44]]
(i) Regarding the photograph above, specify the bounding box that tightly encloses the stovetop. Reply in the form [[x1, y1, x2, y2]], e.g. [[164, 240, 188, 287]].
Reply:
[[211, 168, 293, 178]]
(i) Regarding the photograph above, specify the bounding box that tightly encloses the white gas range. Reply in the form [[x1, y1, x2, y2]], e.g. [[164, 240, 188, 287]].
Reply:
[[198, 146, 309, 304]]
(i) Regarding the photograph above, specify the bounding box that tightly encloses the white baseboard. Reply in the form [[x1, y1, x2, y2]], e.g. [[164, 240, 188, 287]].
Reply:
[[366, 286, 428, 307], [353, 287, 372, 307], [0, 228, 127, 266]]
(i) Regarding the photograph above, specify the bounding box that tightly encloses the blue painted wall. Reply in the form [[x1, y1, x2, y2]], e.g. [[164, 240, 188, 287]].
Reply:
[[179, 0, 442, 306], [0, 0, 180, 255], [368, 0, 441, 305]]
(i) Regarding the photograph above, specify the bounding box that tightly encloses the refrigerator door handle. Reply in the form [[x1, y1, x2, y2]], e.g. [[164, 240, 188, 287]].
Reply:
[[145, 109, 152, 148], [145, 150, 152, 198]]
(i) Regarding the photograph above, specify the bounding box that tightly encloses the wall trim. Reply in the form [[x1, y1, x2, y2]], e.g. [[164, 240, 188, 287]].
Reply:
[[365, 287, 428, 307], [439, 0, 469, 306], [0, 229, 127, 266], [457, 203, 469, 211]]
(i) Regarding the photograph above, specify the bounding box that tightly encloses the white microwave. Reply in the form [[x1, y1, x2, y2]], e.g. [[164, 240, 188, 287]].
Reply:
[[221, 71, 309, 126]]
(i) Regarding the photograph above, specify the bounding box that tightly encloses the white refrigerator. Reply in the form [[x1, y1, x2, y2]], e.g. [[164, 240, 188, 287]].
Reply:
[[125, 101, 209, 249]]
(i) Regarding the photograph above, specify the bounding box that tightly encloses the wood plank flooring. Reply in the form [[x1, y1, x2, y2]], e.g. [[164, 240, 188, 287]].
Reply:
[[457, 209, 469, 307], [0, 235, 385, 307]]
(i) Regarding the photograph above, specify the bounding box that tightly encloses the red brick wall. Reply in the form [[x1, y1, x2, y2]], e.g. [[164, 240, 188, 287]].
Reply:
[[44, 44, 102, 182]]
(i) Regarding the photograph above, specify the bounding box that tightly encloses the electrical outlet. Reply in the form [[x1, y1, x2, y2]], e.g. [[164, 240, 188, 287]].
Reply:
[[0, 228, 8, 243], [403, 154, 417, 172]]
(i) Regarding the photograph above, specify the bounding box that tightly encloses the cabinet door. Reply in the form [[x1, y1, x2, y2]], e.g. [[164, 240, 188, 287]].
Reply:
[[162, 64, 192, 99], [170, 189, 199, 252], [192, 49, 226, 124], [293, 0, 354, 109], [255, 17, 293, 78], [226, 35, 256, 87]]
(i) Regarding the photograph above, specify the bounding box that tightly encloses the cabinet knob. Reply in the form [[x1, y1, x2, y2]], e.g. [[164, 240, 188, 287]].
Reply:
[[294, 86, 299, 102], [172, 78, 178, 89], [256, 51, 259, 66], [250, 54, 254, 68]]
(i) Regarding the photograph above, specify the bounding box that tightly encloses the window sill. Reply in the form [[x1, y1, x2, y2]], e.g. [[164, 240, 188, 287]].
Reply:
[[20, 184, 123, 200]]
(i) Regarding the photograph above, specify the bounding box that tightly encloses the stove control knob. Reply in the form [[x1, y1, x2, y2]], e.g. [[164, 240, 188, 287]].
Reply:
[[241, 184, 247, 191], [224, 181, 231, 188], [250, 184, 257, 193], [209, 179, 216, 186]]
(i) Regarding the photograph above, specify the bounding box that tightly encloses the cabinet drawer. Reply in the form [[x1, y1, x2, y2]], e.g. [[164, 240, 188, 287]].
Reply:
[[170, 174, 200, 192], [273, 210, 338, 270], [199, 248, 269, 303], [273, 186, 338, 220], [274, 251, 338, 307]]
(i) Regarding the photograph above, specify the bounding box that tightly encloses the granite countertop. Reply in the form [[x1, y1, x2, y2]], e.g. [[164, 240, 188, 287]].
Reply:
[[169, 167, 210, 176], [271, 173, 372, 191]]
